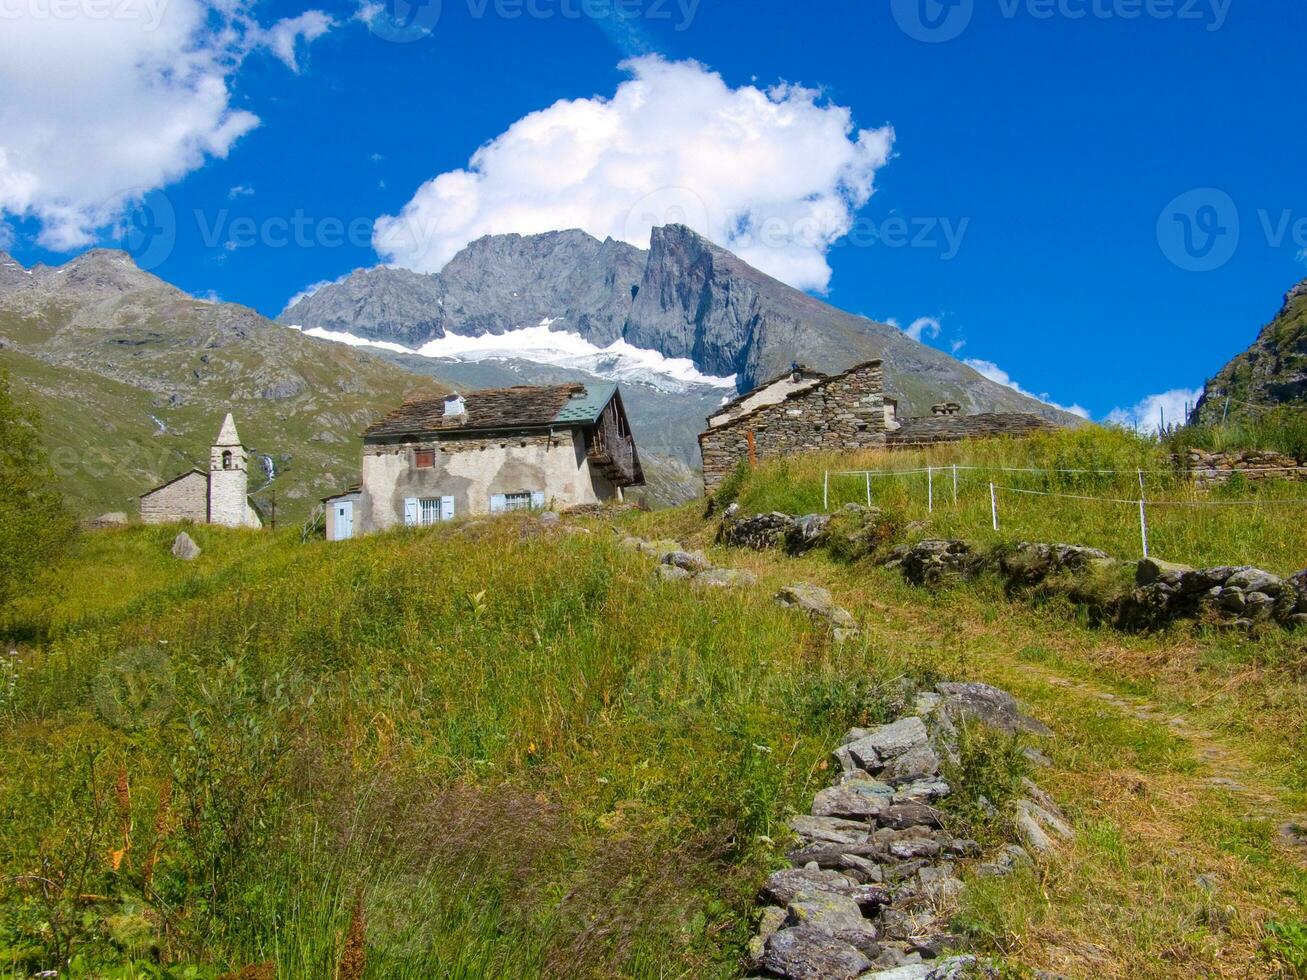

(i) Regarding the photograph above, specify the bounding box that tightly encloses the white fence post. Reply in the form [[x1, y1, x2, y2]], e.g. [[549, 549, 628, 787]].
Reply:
[[952, 464, 958, 505], [927, 466, 934, 513], [990, 483, 998, 531], [1139, 497, 1149, 558], [865, 472, 872, 507], [823, 471, 829, 513]]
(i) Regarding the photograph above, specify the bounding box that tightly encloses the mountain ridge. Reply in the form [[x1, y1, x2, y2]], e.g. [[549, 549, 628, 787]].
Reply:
[[281, 225, 1082, 424]]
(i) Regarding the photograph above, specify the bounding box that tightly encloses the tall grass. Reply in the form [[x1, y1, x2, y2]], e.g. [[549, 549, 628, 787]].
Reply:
[[1166, 405, 1307, 460], [725, 429, 1307, 574], [0, 520, 913, 977]]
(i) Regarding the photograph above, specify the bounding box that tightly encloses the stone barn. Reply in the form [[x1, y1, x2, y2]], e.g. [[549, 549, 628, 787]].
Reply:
[[139, 414, 263, 528], [325, 382, 644, 539], [697, 362, 1060, 493]]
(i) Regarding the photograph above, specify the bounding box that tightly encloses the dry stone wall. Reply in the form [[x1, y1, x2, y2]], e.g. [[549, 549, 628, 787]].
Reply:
[[699, 362, 889, 494], [1182, 448, 1307, 488], [140, 472, 208, 525]]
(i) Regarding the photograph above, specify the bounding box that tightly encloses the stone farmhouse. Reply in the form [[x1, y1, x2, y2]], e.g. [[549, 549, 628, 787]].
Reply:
[[324, 382, 643, 540], [698, 361, 1059, 493], [139, 414, 263, 528]]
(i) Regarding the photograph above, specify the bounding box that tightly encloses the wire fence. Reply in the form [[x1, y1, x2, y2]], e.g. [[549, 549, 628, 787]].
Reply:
[[821, 463, 1307, 561]]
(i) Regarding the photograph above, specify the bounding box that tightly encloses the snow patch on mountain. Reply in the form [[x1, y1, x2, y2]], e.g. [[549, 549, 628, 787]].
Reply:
[[286, 319, 738, 393]]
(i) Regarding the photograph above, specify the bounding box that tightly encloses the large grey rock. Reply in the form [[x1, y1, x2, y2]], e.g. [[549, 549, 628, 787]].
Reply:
[[762, 927, 873, 980], [935, 682, 1053, 737], [786, 891, 877, 936], [746, 905, 787, 969], [789, 514, 833, 554], [881, 742, 942, 785], [845, 717, 930, 769], [879, 802, 943, 830], [776, 583, 859, 632], [1225, 567, 1284, 597], [661, 549, 712, 572], [692, 567, 757, 589], [171, 532, 201, 560], [789, 815, 873, 846], [812, 781, 894, 819], [762, 867, 860, 906]]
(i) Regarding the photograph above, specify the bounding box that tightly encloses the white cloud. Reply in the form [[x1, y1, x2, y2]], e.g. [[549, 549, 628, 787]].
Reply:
[[1105, 387, 1203, 435], [0, 222, 12, 252], [964, 358, 1090, 419], [228, 185, 255, 200], [374, 56, 895, 291], [0, 1, 333, 251], [903, 316, 941, 344]]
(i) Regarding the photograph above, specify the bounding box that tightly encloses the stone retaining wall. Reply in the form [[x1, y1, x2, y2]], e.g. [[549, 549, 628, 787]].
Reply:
[[1182, 448, 1307, 488]]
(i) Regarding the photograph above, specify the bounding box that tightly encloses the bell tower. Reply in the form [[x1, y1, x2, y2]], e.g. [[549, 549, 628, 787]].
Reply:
[[208, 413, 257, 528]]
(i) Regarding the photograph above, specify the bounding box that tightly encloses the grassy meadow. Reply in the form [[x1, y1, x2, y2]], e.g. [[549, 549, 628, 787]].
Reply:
[[2, 426, 1306, 978], [715, 427, 1307, 574]]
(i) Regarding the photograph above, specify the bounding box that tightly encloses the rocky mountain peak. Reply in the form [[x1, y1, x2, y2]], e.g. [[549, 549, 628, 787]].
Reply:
[[53, 248, 168, 295]]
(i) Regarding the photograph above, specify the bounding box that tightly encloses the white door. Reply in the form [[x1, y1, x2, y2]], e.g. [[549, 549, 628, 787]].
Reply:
[[335, 501, 354, 540]]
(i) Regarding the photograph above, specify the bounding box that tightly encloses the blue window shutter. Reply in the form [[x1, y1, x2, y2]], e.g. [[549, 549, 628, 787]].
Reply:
[[490, 493, 507, 513], [531, 491, 545, 509], [403, 497, 419, 526], [441, 496, 455, 521]]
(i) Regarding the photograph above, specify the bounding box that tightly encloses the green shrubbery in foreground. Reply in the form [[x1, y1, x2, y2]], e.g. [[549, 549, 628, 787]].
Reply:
[[1, 521, 959, 977]]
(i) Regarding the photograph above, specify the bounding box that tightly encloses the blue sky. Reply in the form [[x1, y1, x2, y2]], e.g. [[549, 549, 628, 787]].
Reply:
[[3, 0, 1305, 425]]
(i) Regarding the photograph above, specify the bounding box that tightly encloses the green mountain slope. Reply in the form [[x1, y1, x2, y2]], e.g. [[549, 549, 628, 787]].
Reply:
[[0, 250, 443, 521], [1192, 278, 1307, 423]]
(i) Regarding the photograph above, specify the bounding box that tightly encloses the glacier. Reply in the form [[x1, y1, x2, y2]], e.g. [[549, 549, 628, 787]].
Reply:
[[285, 319, 738, 394]]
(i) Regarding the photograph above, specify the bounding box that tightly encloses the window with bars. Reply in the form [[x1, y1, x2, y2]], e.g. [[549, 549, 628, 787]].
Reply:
[[503, 491, 534, 511]]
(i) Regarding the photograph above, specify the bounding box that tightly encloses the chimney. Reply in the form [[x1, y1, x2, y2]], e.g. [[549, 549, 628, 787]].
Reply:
[[931, 402, 962, 417]]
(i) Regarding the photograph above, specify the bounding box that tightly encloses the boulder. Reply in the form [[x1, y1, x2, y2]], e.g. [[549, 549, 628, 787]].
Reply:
[[762, 927, 872, 980], [763, 868, 889, 911], [813, 782, 894, 819], [85, 512, 129, 529], [789, 815, 873, 846], [1135, 557, 1195, 588], [171, 532, 201, 561], [844, 717, 930, 769], [879, 802, 943, 830], [1225, 567, 1284, 596], [746, 906, 787, 969], [881, 742, 942, 785], [661, 550, 712, 572], [655, 564, 692, 582], [786, 890, 877, 936], [775, 583, 860, 633], [935, 682, 1053, 737], [692, 568, 757, 589], [788, 514, 832, 554], [1289, 570, 1307, 611]]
